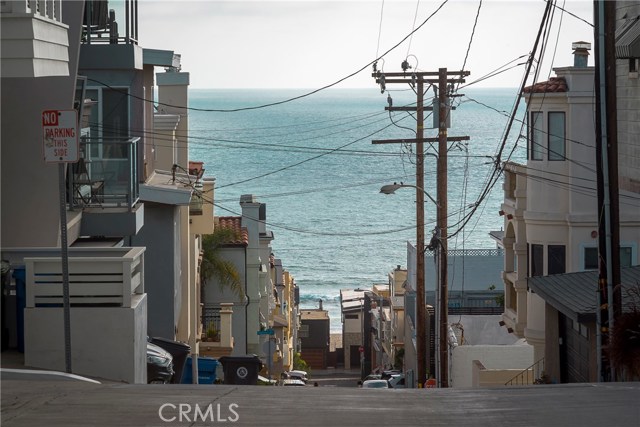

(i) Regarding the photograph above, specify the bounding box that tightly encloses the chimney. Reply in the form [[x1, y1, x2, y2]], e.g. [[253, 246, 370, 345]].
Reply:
[[572, 41, 591, 68], [318, 299, 323, 311]]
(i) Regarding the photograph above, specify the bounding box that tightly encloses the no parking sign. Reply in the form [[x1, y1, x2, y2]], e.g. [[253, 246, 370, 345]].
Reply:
[[42, 110, 79, 163]]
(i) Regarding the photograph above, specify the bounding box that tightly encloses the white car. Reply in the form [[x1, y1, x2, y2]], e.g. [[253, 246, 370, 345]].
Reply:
[[361, 379, 390, 389], [285, 370, 308, 383], [282, 379, 307, 386]]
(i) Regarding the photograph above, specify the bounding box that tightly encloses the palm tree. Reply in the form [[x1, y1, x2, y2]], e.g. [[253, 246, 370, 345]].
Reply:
[[200, 227, 245, 301]]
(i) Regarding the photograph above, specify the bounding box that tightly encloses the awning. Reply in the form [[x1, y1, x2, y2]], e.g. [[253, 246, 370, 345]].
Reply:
[[528, 266, 640, 323], [616, 15, 640, 59]]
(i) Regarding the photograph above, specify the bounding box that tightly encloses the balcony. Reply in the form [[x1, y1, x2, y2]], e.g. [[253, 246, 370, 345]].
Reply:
[[82, 0, 138, 46], [69, 136, 140, 210], [68, 136, 143, 237], [1, 0, 70, 77]]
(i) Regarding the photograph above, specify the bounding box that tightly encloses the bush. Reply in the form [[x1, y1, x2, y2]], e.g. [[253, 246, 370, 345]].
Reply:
[[293, 352, 309, 373]]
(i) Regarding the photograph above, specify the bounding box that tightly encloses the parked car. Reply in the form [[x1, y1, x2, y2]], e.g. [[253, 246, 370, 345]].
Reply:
[[380, 369, 402, 380], [284, 370, 308, 383], [147, 342, 174, 384], [282, 379, 307, 386], [387, 374, 405, 388], [361, 379, 390, 389]]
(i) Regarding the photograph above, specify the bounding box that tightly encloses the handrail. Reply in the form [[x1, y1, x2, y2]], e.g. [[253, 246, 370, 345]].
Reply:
[[505, 357, 545, 386]]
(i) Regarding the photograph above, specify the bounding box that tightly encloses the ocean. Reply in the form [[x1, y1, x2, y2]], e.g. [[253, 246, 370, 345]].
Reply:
[[188, 87, 525, 332]]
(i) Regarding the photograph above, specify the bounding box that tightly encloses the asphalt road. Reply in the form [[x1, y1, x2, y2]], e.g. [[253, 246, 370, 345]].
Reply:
[[2, 370, 639, 427]]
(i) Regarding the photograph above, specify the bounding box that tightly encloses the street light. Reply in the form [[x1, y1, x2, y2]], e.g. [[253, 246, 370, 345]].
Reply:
[[379, 183, 439, 207], [380, 182, 438, 388]]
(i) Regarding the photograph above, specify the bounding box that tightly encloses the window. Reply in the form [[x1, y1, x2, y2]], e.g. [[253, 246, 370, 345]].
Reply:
[[584, 247, 598, 270], [530, 112, 544, 160], [548, 112, 565, 161], [584, 246, 634, 270], [531, 244, 544, 277], [548, 245, 566, 275]]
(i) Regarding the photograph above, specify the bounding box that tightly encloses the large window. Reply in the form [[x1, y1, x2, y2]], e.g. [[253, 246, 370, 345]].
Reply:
[[531, 244, 544, 276], [548, 245, 566, 275], [530, 112, 544, 160], [548, 112, 565, 161]]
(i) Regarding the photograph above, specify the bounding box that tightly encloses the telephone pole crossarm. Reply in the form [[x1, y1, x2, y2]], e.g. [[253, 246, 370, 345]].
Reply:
[[372, 136, 469, 145]]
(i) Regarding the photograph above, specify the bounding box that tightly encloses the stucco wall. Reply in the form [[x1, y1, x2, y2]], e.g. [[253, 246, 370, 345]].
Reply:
[[451, 344, 533, 388], [131, 202, 180, 339], [24, 295, 147, 383]]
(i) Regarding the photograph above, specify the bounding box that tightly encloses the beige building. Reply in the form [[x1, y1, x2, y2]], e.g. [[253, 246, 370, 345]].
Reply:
[[500, 42, 640, 382]]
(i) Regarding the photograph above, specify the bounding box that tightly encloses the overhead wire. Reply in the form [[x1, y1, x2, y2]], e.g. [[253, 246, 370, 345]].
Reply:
[[446, 0, 555, 240], [85, 0, 451, 114]]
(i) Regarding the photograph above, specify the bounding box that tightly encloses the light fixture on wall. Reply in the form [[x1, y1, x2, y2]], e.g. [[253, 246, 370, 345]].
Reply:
[[499, 320, 506, 327], [506, 214, 514, 220], [507, 327, 514, 334], [499, 210, 505, 216]]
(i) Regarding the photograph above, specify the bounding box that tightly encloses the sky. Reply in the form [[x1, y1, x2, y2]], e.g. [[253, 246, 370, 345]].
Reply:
[[136, 0, 596, 89]]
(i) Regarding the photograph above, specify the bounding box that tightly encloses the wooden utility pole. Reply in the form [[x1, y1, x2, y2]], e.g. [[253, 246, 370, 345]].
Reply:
[[594, 0, 621, 382], [372, 68, 468, 388], [437, 68, 449, 388]]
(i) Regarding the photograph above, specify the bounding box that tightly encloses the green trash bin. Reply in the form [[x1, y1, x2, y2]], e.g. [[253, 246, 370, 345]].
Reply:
[[218, 355, 263, 385]]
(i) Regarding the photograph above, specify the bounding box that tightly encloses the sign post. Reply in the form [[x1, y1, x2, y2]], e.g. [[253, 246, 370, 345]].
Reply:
[[42, 109, 78, 374]]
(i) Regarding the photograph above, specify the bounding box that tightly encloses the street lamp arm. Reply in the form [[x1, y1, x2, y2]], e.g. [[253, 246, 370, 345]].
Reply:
[[379, 183, 440, 207]]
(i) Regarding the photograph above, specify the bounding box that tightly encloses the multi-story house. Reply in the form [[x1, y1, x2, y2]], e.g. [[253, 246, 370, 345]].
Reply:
[[340, 288, 368, 371], [299, 305, 330, 370], [370, 283, 392, 372], [269, 258, 298, 377], [204, 194, 285, 364], [388, 266, 407, 372], [0, 0, 210, 383], [499, 41, 640, 382]]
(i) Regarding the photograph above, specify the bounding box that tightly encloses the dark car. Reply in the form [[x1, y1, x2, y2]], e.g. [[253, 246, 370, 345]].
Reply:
[[147, 342, 174, 384]]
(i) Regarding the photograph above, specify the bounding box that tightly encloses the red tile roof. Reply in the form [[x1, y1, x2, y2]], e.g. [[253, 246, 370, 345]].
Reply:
[[216, 216, 249, 246], [523, 77, 568, 94]]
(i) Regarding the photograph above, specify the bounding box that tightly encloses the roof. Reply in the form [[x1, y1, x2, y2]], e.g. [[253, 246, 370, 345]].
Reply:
[[615, 15, 640, 58], [528, 266, 640, 323], [523, 77, 567, 94], [216, 217, 249, 246], [300, 309, 329, 320], [140, 170, 192, 205]]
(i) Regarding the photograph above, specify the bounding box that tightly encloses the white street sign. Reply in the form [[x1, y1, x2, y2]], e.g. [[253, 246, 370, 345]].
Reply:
[[42, 110, 79, 163]]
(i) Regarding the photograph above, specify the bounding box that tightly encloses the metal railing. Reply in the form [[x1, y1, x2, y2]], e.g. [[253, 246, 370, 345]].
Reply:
[[82, 0, 138, 45], [202, 304, 221, 342], [68, 136, 140, 210], [505, 358, 546, 386]]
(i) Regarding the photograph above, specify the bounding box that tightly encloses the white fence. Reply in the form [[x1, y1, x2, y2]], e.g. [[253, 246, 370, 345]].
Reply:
[[24, 247, 145, 308]]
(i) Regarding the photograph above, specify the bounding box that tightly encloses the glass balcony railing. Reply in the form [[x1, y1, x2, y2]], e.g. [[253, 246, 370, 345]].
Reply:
[[68, 136, 140, 210]]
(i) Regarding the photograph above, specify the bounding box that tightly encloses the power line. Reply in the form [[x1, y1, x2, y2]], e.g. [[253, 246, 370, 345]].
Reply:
[[85, 0, 452, 114]]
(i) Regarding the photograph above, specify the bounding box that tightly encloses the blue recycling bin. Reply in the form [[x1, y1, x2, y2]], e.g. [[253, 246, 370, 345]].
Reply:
[[181, 356, 218, 384], [13, 268, 25, 353]]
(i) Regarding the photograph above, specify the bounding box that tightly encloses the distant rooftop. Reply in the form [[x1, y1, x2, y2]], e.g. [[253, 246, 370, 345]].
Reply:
[[523, 77, 567, 94], [216, 216, 249, 246], [300, 309, 329, 320]]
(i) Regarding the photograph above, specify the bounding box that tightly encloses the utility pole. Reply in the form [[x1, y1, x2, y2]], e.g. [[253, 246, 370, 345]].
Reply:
[[372, 67, 468, 388], [594, 0, 621, 382], [437, 68, 449, 388]]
